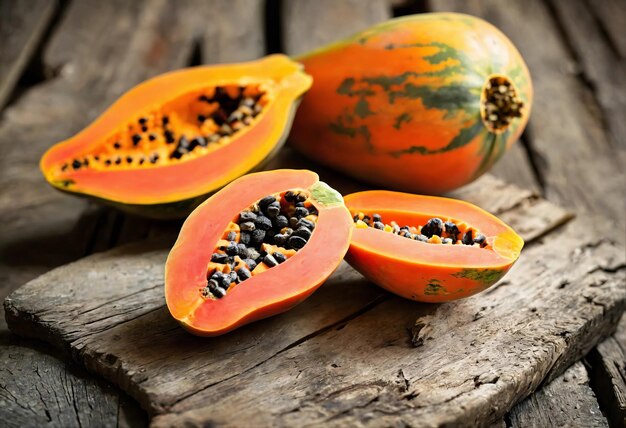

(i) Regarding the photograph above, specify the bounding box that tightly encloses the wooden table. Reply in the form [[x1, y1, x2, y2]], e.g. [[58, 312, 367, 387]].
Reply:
[[1, 1, 624, 427]]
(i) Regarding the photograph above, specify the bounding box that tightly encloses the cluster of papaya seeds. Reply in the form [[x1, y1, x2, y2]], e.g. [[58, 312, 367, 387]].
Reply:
[[289, 12, 532, 194], [39, 55, 312, 219]]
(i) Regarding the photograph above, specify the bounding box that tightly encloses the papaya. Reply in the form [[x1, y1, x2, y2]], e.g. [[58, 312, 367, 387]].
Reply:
[[165, 169, 352, 336], [40, 55, 312, 219], [344, 190, 523, 303], [290, 13, 532, 194]]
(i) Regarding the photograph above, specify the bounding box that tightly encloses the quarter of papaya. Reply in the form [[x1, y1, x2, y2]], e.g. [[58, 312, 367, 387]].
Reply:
[[344, 190, 524, 303], [40, 55, 312, 219], [165, 169, 352, 336]]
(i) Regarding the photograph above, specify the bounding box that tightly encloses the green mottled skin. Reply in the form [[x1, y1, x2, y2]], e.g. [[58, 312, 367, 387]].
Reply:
[[312, 14, 531, 180], [452, 268, 507, 288]]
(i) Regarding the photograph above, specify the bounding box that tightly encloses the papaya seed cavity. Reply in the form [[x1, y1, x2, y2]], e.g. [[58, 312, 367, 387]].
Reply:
[[353, 212, 488, 248], [201, 189, 319, 300], [60, 84, 270, 173]]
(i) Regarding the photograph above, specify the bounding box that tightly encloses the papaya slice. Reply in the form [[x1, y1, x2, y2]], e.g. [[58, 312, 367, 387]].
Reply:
[[344, 191, 524, 303], [40, 55, 312, 218], [165, 169, 352, 336]]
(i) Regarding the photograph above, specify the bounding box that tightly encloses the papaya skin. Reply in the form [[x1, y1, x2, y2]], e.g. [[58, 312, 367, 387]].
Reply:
[[165, 169, 352, 336], [40, 55, 312, 219], [344, 191, 524, 303], [290, 13, 533, 194]]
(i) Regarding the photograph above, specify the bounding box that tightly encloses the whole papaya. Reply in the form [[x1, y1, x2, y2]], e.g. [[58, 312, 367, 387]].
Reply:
[[289, 13, 532, 194]]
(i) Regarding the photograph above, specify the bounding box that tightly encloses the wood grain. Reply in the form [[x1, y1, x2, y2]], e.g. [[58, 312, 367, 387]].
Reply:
[[548, 0, 626, 149], [0, 0, 265, 425], [7, 176, 623, 427], [509, 362, 608, 427], [0, 0, 57, 109], [282, 0, 392, 56], [588, 316, 626, 428], [589, 0, 626, 59], [0, 344, 120, 428]]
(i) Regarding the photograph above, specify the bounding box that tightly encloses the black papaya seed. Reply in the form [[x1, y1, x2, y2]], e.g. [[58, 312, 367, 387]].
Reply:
[[293, 227, 312, 240], [213, 286, 226, 298], [255, 215, 272, 231], [266, 201, 281, 217], [474, 234, 487, 247], [297, 218, 315, 230], [240, 221, 256, 232], [226, 241, 238, 256], [415, 234, 428, 242], [462, 230, 474, 245], [263, 254, 278, 267], [227, 231, 237, 241], [258, 195, 276, 210], [373, 213, 382, 222], [273, 234, 287, 246], [211, 253, 229, 264], [239, 232, 251, 246], [243, 258, 257, 270], [251, 229, 266, 245], [236, 267, 251, 281], [288, 235, 307, 249], [274, 215, 288, 230], [294, 207, 309, 218], [239, 211, 257, 222], [273, 252, 287, 264], [373, 221, 384, 230]]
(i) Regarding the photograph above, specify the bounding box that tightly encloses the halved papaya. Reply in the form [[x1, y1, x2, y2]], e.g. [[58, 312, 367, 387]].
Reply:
[[344, 191, 523, 303], [165, 169, 352, 336], [40, 55, 312, 219]]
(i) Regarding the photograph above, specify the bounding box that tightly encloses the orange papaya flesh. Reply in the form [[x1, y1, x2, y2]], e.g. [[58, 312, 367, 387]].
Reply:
[[344, 191, 524, 303], [290, 13, 532, 194], [40, 55, 312, 219], [165, 169, 352, 336]]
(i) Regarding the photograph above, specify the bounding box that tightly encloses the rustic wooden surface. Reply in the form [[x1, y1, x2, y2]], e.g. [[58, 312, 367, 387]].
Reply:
[[6, 175, 624, 427], [1, 0, 625, 426]]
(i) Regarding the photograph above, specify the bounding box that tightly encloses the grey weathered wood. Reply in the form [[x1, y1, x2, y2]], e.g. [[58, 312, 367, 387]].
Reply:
[[588, 316, 626, 428], [7, 176, 624, 426], [509, 362, 608, 427], [0, 344, 122, 428], [431, 0, 625, 239], [0, 0, 57, 110], [282, 0, 392, 56], [589, 0, 626, 59], [549, 0, 626, 149], [0, 0, 265, 425]]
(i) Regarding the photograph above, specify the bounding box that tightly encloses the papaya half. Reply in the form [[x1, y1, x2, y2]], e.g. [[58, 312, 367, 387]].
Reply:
[[40, 55, 312, 219], [344, 190, 523, 303], [290, 13, 532, 194], [165, 169, 352, 336]]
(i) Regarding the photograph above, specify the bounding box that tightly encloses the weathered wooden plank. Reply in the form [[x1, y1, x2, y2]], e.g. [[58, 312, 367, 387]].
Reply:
[[199, 0, 265, 63], [589, 0, 626, 59], [548, 0, 626, 149], [8, 179, 617, 426], [508, 362, 608, 427], [588, 316, 626, 428], [431, 0, 625, 239], [0, 344, 122, 428], [149, 219, 623, 427], [282, 0, 392, 56], [0, 0, 57, 110], [0, 0, 265, 425]]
